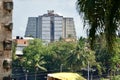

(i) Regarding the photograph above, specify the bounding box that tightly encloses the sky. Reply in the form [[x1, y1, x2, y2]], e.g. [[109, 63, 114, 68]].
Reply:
[[13, 0, 87, 38]]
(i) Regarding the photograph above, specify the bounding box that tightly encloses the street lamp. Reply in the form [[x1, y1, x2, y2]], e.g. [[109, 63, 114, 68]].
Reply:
[[60, 64, 63, 72], [26, 70, 29, 80], [35, 67, 38, 80], [23, 68, 29, 80], [108, 69, 111, 79], [81, 61, 95, 80], [88, 61, 89, 80], [87, 61, 96, 80], [90, 68, 96, 80]]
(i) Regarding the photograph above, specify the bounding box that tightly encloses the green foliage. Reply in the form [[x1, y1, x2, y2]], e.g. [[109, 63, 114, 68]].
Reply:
[[22, 39, 47, 72], [100, 78, 109, 80], [66, 37, 97, 71], [21, 38, 97, 73], [76, 0, 120, 51], [44, 40, 76, 71], [12, 37, 120, 78], [14, 38, 118, 76], [12, 41, 17, 60], [109, 38, 120, 70], [100, 75, 120, 80], [94, 36, 120, 75], [112, 75, 120, 80]]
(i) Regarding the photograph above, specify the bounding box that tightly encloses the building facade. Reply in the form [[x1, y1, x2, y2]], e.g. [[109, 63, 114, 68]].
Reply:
[[0, 0, 13, 79], [25, 17, 38, 38], [63, 18, 76, 38], [13, 36, 33, 56], [25, 10, 76, 43]]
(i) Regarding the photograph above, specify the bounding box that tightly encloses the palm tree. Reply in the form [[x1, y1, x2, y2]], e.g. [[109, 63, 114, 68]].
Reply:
[[66, 37, 96, 71], [76, 0, 120, 50]]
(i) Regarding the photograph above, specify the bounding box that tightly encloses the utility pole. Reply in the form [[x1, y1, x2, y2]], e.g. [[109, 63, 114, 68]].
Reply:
[[25, 70, 29, 80], [60, 64, 63, 72], [35, 67, 38, 80], [88, 61, 90, 80], [25, 72, 27, 80]]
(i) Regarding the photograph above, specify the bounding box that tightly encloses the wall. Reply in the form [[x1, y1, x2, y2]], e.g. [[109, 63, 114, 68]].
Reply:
[[0, 0, 13, 79]]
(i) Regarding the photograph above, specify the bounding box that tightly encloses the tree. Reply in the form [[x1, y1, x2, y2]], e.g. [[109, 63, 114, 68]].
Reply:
[[22, 39, 47, 72], [110, 38, 120, 70], [94, 34, 120, 75], [44, 40, 76, 72], [76, 0, 120, 51], [66, 37, 97, 72]]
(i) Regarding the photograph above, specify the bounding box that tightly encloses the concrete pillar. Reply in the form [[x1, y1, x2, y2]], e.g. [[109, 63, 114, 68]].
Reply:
[[0, 0, 13, 80]]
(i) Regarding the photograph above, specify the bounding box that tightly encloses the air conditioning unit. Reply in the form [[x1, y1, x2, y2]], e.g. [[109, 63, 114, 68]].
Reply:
[[3, 40, 12, 50], [3, 1, 13, 12]]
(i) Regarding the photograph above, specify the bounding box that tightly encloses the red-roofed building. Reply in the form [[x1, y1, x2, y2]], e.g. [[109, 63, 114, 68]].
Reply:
[[13, 36, 33, 56]]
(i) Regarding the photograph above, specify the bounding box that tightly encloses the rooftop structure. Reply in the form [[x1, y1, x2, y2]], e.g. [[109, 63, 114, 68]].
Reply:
[[13, 36, 33, 56]]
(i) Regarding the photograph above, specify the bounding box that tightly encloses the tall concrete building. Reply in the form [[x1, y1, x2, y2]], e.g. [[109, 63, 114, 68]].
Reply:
[[25, 17, 38, 38], [63, 18, 76, 38], [25, 10, 76, 43], [0, 0, 13, 79]]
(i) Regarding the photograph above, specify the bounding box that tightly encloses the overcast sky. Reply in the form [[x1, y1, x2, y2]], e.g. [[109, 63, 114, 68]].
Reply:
[[13, 0, 87, 38]]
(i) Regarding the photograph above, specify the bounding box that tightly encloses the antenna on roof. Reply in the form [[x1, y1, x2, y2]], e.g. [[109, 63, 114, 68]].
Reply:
[[47, 10, 54, 14]]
